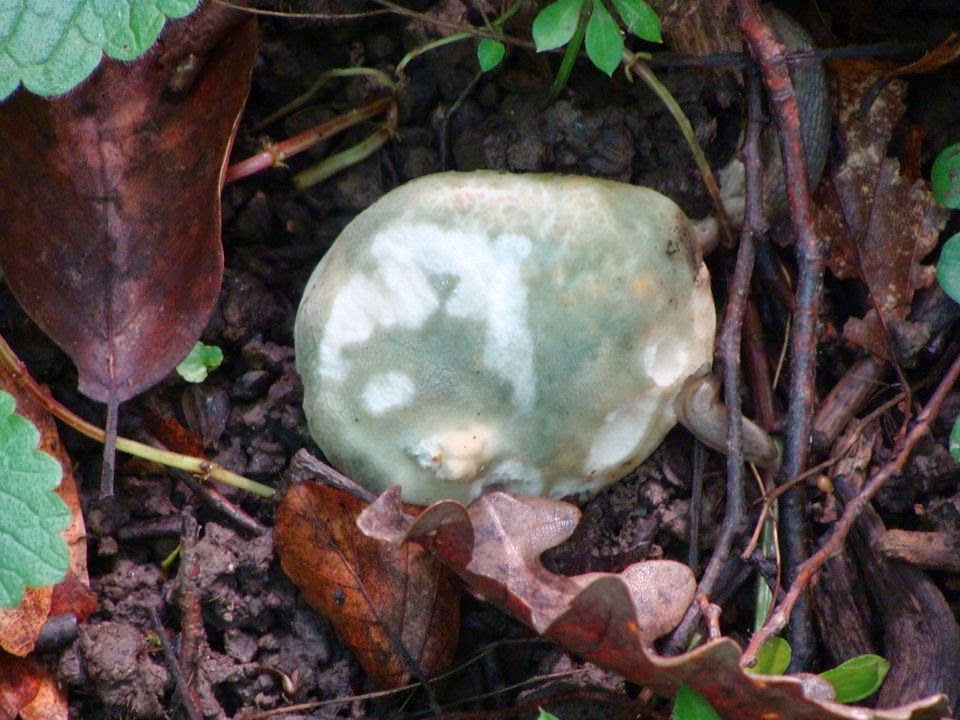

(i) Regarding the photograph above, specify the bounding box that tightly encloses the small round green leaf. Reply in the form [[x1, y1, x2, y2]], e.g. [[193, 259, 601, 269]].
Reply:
[[477, 38, 506, 71], [609, 0, 662, 42], [0, 0, 201, 101], [747, 636, 792, 676], [936, 233, 960, 305], [585, 0, 623, 76], [949, 415, 960, 462], [672, 686, 722, 720], [932, 142, 960, 209], [176, 341, 224, 383], [820, 654, 890, 704], [533, 0, 586, 52], [0, 391, 70, 608]]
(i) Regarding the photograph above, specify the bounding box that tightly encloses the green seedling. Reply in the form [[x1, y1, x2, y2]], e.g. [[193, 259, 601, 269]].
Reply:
[[821, 654, 890, 704], [933, 143, 960, 458], [176, 341, 224, 383], [673, 686, 722, 720], [535, 710, 560, 720], [0, 390, 70, 608], [747, 636, 792, 676], [532, 0, 661, 96], [0, 0, 201, 101], [932, 142, 960, 210]]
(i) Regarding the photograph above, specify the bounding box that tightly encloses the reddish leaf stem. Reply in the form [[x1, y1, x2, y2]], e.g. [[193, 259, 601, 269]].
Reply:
[[224, 95, 394, 183], [743, 346, 960, 665]]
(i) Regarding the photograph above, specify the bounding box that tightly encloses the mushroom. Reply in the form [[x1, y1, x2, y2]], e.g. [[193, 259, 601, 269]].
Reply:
[[295, 171, 778, 505]]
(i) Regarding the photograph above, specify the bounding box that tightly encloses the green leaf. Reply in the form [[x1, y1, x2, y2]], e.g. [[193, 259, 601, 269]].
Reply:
[[820, 654, 890, 704], [536, 709, 560, 720], [0, 391, 70, 608], [936, 233, 960, 305], [609, 0, 662, 42], [176, 342, 224, 383], [747, 636, 792, 676], [533, 0, 585, 52], [932, 142, 960, 209], [477, 38, 506, 71], [672, 686, 722, 720], [0, 0, 201, 101], [584, 0, 622, 76], [950, 415, 960, 462]]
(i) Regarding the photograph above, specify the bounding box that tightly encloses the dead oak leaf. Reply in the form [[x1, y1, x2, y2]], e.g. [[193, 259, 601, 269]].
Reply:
[[359, 490, 950, 719], [275, 481, 459, 689]]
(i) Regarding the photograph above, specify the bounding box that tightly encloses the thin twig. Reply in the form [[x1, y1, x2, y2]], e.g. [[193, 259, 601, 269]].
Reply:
[[664, 72, 765, 655], [149, 608, 203, 720], [742, 346, 960, 665], [736, 0, 824, 669]]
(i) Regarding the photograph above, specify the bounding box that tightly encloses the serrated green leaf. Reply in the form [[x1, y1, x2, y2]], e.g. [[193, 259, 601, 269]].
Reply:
[[477, 38, 506, 71], [0, 0, 201, 101], [747, 636, 792, 676], [0, 390, 70, 608], [672, 686, 722, 720], [585, 0, 622, 76], [936, 233, 960, 305], [820, 654, 890, 704], [609, 0, 661, 42], [176, 341, 224, 383], [932, 142, 960, 209], [533, 0, 585, 52]]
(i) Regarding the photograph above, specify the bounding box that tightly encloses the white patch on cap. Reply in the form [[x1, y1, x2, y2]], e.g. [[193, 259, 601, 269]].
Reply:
[[361, 371, 415, 415], [472, 458, 544, 498], [319, 224, 535, 408], [643, 336, 689, 388], [411, 426, 494, 482], [583, 398, 657, 475]]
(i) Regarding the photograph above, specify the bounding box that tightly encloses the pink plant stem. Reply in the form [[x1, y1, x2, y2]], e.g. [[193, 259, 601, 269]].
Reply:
[[224, 95, 393, 184]]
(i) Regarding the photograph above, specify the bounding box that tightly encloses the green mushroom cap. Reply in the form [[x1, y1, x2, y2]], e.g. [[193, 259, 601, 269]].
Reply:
[[295, 171, 715, 504]]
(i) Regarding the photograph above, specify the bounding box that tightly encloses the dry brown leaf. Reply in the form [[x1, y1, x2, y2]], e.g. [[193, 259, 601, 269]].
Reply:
[[0, 4, 256, 407], [815, 60, 948, 357], [17, 663, 68, 720], [275, 481, 460, 688], [0, 654, 41, 720], [358, 490, 950, 720], [0, 362, 92, 657]]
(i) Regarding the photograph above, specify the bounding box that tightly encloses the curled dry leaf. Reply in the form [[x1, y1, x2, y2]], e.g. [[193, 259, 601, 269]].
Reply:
[[359, 490, 950, 720], [816, 61, 949, 358], [275, 481, 460, 689], [0, 3, 257, 405]]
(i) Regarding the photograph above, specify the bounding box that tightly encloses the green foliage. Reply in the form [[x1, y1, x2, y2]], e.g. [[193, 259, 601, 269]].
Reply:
[[535, 709, 560, 720], [533, 0, 585, 52], [176, 341, 224, 383], [477, 38, 506, 71], [532, 0, 661, 78], [584, 0, 621, 76], [0, 0, 200, 101], [748, 636, 792, 676], [939, 232, 960, 307], [932, 142, 960, 209], [672, 686, 722, 720], [0, 390, 70, 608], [821, 654, 890, 704]]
